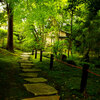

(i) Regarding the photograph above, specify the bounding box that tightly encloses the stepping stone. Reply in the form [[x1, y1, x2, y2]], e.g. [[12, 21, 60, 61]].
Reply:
[[20, 55, 30, 58], [21, 55, 30, 57], [21, 58, 29, 60], [20, 56, 30, 58], [24, 83, 58, 96], [19, 61, 33, 63], [20, 57, 29, 59], [22, 95, 60, 100], [22, 68, 41, 72], [20, 66, 32, 69], [24, 78, 47, 83], [22, 53, 31, 55], [19, 73, 38, 77], [21, 55, 29, 57], [21, 63, 34, 66], [19, 59, 31, 62]]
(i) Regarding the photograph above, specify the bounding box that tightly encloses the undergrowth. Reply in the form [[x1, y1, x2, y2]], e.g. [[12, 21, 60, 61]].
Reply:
[[30, 53, 100, 100]]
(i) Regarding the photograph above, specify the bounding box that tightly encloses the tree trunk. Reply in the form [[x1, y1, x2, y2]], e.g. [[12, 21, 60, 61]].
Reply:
[[53, 18, 59, 42], [70, 11, 73, 56], [83, 49, 90, 62], [42, 25, 45, 46], [50, 54, 54, 70], [35, 50, 37, 59], [68, 48, 69, 58], [40, 49, 42, 62], [6, 4, 14, 52], [44, 29, 46, 48], [70, 0, 74, 57]]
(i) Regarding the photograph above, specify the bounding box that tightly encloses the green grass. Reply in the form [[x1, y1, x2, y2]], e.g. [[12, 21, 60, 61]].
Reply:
[[30, 53, 100, 100], [43, 52, 100, 75], [0, 48, 33, 99]]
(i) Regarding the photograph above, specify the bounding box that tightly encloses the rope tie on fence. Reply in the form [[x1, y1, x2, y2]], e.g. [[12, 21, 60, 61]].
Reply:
[[55, 59, 100, 77]]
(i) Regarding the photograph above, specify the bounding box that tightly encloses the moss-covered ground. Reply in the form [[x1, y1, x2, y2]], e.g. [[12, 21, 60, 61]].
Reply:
[[0, 48, 33, 100], [30, 53, 100, 100], [0, 48, 100, 100]]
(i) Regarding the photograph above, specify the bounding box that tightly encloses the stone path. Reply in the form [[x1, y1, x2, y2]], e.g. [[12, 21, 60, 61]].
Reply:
[[19, 52, 59, 100], [22, 96, 60, 100], [24, 78, 47, 83], [19, 73, 38, 77], [24, 83, 58, 96], [21, 63, 34, 66], [22, 68, 41, 72]]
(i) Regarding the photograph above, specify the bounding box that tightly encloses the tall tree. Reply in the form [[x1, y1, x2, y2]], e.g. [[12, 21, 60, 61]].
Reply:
[[0, 0, 19, 52], [6, 2, 13, 51]]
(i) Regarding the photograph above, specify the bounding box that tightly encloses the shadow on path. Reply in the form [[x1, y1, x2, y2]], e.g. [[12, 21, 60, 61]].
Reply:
[[0, 62, 34, 100]]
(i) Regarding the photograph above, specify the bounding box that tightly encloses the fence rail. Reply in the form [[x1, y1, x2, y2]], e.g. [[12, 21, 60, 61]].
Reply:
[[55, 58, 100, 77], [33, 51, 100, 93]]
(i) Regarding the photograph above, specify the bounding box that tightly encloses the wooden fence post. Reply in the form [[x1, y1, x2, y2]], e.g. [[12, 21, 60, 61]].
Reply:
[[35, 50, 37, 59], [50, 54, 54, 70], [40, 49, 42, 62], [32, 50, 34, 55], [80, 64, 89, 93]]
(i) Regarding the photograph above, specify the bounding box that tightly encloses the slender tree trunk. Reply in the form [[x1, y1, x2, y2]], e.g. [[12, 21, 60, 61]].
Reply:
[[6, 4, 14, 52], [35, 49, 37, 59], [68, 47, 69, 58], [41, 25, 44, 45], [70, 0, 74, 56], [53, 18, 59, 42], [84, 49, 90, 62], [83, 27, 90, 62], [70, 11, 73, 56], [40, 49, 42, 62]]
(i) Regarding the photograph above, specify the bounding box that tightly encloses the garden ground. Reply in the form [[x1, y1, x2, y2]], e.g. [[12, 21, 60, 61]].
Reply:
[[30, 53, 100, 100], [0, 48, 100, 100]]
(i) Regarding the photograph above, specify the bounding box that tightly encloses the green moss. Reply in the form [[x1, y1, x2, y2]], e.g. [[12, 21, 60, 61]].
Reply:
[[30, 53, 100, 100], [0, 48, 33, 99]]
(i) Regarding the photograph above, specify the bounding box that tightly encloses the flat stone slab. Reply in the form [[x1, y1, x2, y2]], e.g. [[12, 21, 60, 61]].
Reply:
[[22, 95, 60, 100], [24, 78, 47, 83], [19, 73, 38, 77], [21, 63, 34, 66], [21, 55, 30, 57], [19, 61, 33, 63], [22, 68, 41, 72], [20, 57, 30, 59], [24, 83, 58, 96], [21, 58, 29, 60], [22, 53, 31, 55]]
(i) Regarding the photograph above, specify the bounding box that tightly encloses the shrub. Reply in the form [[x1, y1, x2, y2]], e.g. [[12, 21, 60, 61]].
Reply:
[[66, 60, 76, 65]]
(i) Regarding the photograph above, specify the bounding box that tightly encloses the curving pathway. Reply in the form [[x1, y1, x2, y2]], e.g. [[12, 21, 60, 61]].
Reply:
[[19, 52, 60, 100]]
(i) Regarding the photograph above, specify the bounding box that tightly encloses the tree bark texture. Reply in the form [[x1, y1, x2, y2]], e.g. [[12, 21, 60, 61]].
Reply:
[[6, 4, 14, 52], [35, 50, 37, 59], [70, 0, 74, 56], [40, 49, 42, 62]]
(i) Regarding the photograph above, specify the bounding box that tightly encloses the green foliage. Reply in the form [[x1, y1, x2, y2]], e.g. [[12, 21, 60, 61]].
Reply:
[[0, 12, 7, 26], [73, 9, 100, 55], [1, 0, 100, 58], [52, 40, 67, 56], [30, 53, 100, 100], [0, 28, 7, 38], [21, 38, 34, 51], [0, 0, 100, 99]]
